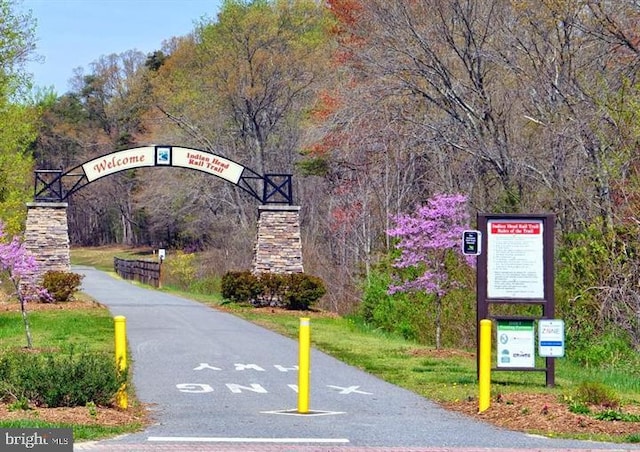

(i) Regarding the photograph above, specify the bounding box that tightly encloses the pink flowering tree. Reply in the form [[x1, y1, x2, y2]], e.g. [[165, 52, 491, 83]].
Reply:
[[0, 222, 42, 348], [387, 193, 473, 349]]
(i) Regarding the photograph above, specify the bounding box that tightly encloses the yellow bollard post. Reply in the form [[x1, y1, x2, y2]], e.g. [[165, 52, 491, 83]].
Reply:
[[298, 317, 311, 414], [114, 315, 128, 409], [478, 319, 492, 413]]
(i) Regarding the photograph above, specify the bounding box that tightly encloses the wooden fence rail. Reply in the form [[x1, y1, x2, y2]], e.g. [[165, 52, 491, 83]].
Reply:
[[114, 257, 161, 287]]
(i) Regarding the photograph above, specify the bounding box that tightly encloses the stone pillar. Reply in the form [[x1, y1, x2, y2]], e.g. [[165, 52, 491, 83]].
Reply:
[[24, 202, 70, 284], [253, 205, 303, 274]]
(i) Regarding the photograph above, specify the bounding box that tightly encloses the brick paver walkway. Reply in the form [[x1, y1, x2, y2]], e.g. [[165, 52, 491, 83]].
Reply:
[[74, 443, 636, 452]]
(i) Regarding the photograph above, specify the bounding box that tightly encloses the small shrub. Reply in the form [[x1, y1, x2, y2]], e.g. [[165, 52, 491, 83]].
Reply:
[[0, 348, 126, 407], [7, 397, 30, 411], [163, 251, 197, 290], [596, 411, 640, 422], [568, 401, 591, 415], [626, 433, 640, 443], [221, 271, 262, 303], [575, 381, 620, 408], [86, 401, 98, 418], [258, 272, 286, 305], [221, 271, 326, 310], [361, 269, 393, 324], [41, 271, 84, 302], [282, 273, 326, 310], [593, 409, 624, 421]]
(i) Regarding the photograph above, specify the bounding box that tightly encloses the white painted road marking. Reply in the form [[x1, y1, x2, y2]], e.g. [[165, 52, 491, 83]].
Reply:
[[261, 409, 346, 417], [234, 363, 266, 371], [175, 383, 213, 393], [193, 363, 222, 371], [190, 363, 300, 372], [176, 383, 374, 394], [226, 383, 268, 393], [327, 385, 373, 395], [274, 364, 298, 372], [147, 437, 350, 444]]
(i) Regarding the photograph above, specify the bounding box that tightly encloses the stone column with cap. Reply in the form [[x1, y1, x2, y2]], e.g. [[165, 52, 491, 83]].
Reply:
[[252, 205, 303, 274], [23, 202, 71, 287]]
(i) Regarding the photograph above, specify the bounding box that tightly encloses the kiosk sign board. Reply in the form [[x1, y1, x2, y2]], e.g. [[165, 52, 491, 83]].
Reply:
[[497, 320, 535, 368], [477, 213, 556, 386]]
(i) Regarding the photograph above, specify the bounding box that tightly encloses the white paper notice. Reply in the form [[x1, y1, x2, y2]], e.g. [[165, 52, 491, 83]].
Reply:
[[486, 220, 544, 299], [497, 321, 536, 368]]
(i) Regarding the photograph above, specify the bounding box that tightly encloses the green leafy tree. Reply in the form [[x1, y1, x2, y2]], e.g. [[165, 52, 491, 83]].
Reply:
[[0, 0, 39, 233], [194, 0, 333, 171], [0, 102, 37, 233], [142, 0, 334, 257]]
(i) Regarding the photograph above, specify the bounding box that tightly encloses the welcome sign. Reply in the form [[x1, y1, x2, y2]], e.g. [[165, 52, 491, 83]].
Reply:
[[82, 146, 245, 184], [82, 147, 155, 182]]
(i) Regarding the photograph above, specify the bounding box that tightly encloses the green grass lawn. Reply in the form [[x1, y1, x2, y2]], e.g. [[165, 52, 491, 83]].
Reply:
[[0, 308, 114, 351], [71, 245, 150, 272]]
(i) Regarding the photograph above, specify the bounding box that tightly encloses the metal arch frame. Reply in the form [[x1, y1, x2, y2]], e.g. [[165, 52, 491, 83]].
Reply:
[[34, 147, 293, 205], [234, 167, 294, 206]]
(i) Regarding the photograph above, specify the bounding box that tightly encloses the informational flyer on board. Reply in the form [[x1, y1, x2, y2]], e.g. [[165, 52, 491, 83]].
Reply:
[[486, 220, 544, 299], [497, 320, 535, 368]]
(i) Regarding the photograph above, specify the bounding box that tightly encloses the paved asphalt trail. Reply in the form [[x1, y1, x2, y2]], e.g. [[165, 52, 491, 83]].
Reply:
[[74, 266, 640, 452]]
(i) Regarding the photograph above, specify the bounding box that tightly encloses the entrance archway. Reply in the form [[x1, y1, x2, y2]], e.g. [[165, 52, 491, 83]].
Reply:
[[25, 145, 302, 283]]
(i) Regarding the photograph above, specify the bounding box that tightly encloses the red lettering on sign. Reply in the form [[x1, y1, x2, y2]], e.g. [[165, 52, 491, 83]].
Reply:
[[93, 153, 146, 174], [490, 222, 541, 234]]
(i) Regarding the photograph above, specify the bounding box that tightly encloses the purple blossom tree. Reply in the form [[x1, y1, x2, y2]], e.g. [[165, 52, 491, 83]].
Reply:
[[0, 222, 40, 348], [387, 193, 473, 349]]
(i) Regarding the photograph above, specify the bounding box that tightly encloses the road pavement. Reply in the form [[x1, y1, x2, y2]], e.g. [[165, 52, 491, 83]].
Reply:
[[73, 266, 640, 451]]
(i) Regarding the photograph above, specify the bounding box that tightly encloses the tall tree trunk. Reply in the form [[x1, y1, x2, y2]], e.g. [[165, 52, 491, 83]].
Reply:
[[17, 283, 33, 349]]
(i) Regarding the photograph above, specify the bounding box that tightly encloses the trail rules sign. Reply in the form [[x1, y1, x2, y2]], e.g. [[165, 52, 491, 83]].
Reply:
[[486, 220, 544, 299]]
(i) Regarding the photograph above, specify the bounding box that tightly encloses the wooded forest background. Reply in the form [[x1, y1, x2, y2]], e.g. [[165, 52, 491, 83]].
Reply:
[[2, 0, 640, 360]]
